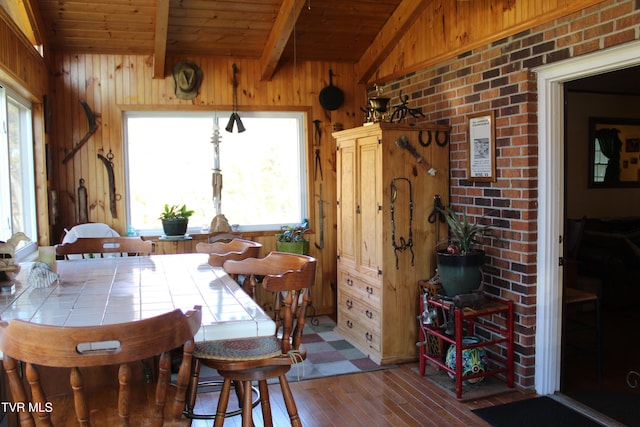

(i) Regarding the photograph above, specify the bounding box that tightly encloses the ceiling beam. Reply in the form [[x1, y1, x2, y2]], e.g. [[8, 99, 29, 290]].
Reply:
[[23, 0, 47, 49], [356, 0, 432, 84], [153, 0, 170, 79], [259, 0, 306, 82]]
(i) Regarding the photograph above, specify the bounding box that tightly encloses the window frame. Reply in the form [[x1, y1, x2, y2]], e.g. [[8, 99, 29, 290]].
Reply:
[[123, 109, 310, 235], [0, 83, 38, 259]]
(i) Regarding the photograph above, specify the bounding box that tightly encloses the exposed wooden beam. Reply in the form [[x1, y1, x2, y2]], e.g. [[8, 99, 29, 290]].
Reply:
[[23, 0, 47, 49], [356, 0, 432, 84], [259, 0, 306, 82], [153, 0, 169, 79]]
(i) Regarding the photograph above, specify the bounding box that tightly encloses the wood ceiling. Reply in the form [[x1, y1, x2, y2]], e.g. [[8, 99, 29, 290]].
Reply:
[[29, 0, 428, 81]]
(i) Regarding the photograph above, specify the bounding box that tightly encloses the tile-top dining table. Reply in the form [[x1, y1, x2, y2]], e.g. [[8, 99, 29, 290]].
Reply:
[[0, 253, 275, 342]]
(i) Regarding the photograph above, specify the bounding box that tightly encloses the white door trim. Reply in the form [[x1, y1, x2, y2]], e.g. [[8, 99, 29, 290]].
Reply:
[[534, 40, 640, 395]]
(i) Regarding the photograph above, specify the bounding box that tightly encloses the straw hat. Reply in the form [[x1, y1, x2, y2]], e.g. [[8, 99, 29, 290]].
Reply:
[[172, 61, 203, 100]]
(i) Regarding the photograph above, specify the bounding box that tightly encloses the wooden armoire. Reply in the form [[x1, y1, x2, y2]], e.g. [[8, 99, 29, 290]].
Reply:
[[333, 122, 450, 365]]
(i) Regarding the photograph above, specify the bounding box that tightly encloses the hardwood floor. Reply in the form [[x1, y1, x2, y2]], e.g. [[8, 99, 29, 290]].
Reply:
[[190, 362, 534, 426]]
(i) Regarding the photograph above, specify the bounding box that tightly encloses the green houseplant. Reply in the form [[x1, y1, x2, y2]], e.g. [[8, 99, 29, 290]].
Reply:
[[159, 204, 194, 237], [436, 207, 493, 297], [275, 221, 309, 255]]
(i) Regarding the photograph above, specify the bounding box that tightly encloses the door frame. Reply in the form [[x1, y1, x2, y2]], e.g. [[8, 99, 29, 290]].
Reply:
[[534, 40, 640, 395]]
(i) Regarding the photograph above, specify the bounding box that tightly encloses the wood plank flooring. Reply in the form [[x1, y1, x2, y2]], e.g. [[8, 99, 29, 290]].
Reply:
[[190, 362, 534, 427]]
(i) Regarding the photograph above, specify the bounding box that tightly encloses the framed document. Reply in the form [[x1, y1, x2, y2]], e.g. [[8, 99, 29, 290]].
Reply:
[[467, 111, 496, 182]]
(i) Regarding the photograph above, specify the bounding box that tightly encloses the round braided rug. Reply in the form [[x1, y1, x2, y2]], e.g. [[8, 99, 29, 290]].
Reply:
[[195, 336, 282, 361]]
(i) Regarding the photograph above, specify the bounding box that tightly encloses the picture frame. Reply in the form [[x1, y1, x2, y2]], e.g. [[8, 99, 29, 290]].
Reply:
[[588, 117, 640, 188], [467, 111, 496, 182]]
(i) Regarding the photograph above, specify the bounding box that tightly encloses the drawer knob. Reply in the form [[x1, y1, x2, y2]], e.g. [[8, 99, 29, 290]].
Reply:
[[365, 310, 373, 319], [346, 278, 353, 286], [347, 320, 353, 329], [366, 286, 373, 295], [365, 332, 373, 342], [346, 300, 353, 309]]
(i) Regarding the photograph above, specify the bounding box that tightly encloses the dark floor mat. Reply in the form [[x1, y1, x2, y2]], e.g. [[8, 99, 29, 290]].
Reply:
[[472, 396, 603, 427]]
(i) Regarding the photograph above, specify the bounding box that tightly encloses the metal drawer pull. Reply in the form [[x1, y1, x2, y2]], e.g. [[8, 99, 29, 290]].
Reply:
[[346, 300, 353, 309], [366, 286, 373, 295], [365, 332, 373, 342], [365, 310, 373, 319], [346, 278, 353, 286], [347, 320, 353, 328]]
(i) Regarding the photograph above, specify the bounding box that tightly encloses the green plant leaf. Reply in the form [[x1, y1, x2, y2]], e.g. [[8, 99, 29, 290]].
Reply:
[[438, 206, 492, 254]]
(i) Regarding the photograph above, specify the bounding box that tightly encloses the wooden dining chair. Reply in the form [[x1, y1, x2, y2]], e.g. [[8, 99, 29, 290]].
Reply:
[[187, 252, 316, 427], [195, 239, 263, 298], [55, 236, 155, 259], [195, 239, 262, 267], [0, 306, 202, 426]]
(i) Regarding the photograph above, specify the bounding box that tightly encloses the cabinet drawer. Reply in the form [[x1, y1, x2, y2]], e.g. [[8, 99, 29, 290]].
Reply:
[[338, 270, 381, 308], [336, 308, 381, 352], [338, 291, 380, 330]]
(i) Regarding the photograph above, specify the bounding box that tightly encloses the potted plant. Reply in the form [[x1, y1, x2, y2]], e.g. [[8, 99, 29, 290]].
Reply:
[[275, 221, 309, 255], [436, 207, 493, 297], [159, 204, 194, 237]]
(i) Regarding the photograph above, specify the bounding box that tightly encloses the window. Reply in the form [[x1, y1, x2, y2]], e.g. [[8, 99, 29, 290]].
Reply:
[[125, 111, 307, 234], [0, 84, 37, 257], [592, 137, 608, 183]]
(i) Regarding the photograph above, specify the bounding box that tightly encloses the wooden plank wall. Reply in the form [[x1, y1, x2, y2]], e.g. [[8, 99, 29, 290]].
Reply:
[[0, 8, 48, 100], [47, 54, 366, 316], [361, 0, 605, 84]]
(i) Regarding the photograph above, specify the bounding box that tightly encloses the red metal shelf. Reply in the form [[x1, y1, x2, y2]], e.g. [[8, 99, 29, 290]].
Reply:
[[418, 293, 514, 398]]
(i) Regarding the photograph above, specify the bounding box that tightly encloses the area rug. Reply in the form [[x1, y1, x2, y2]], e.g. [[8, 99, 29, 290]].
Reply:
[[198, 315, 397, 384], [472, 396, 604, 427]]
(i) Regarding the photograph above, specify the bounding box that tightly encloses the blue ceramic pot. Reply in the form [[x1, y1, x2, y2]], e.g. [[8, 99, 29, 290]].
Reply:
[[445, 336, 488, 385]]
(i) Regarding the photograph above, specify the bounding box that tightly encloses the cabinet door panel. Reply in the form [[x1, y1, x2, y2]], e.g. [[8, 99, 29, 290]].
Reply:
[[357, 135, 382, 279], [337, 139, 356, 268]]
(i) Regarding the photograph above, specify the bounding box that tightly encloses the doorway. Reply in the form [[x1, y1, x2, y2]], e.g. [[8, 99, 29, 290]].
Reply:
[[562, 67, 640, 397], [535, 40, 640, 396]]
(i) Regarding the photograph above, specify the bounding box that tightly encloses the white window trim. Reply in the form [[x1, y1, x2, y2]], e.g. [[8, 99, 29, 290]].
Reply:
[[0, 83, 38, 260], [123, 110, 308, 235]]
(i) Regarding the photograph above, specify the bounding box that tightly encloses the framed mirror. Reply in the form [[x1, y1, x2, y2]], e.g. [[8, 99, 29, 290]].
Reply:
[[588, 117, 640, 188]]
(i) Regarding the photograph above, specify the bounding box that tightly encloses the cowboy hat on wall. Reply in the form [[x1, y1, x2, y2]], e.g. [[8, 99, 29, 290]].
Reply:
[[172, 61, 203, 100]]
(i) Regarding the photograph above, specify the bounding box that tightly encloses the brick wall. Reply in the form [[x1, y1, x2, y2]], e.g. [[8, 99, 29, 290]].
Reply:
[[380, 0, 640, 389]]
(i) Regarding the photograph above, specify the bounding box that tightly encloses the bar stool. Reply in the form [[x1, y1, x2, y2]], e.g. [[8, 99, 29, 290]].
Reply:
[[185, 239, 263, 420]]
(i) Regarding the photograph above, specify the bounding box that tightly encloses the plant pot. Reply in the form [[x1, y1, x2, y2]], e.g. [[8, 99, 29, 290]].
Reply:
[[445, 336, 488, 384], [276, 241, 309, 255], [436, 250, 485, 297], [161, 218, 189, 237]]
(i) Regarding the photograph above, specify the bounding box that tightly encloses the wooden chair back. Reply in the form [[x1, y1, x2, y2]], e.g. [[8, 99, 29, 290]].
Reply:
[[195, 239, 262, 267], [0, 306, 202, 426], [223, 251, 316, 353], [56, 236, 155, 259]]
